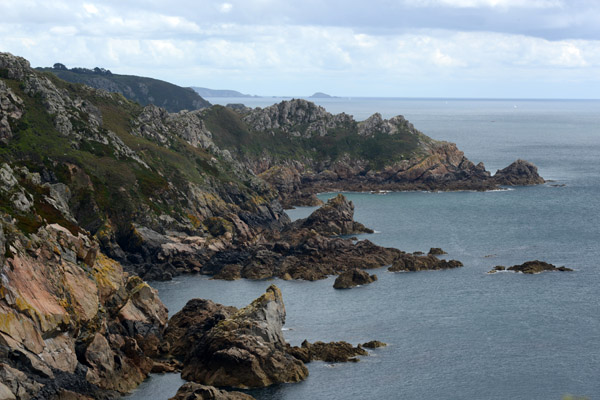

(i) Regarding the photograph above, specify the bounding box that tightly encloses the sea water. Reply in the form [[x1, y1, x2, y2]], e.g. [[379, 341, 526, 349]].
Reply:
[[125, 98, 600, 400]]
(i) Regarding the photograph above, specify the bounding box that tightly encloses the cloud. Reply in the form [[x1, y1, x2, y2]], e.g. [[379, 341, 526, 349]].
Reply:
[[0, 0, 599, 98]]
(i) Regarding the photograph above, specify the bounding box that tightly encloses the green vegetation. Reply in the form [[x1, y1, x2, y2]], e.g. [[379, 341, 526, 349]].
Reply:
[[203, 105, 426, 169], [36, 66, 211, 112]]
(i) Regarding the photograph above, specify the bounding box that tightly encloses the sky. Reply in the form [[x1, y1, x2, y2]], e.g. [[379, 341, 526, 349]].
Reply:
[[1, 0, 599, 98]]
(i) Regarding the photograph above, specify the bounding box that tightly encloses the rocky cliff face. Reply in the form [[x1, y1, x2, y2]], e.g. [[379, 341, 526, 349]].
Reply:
[[0, 217, 167, 398], [0, 52, 289, 282]]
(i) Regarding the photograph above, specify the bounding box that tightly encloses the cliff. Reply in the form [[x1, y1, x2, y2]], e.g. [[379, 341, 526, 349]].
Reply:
[[37, 65, 211, 113]]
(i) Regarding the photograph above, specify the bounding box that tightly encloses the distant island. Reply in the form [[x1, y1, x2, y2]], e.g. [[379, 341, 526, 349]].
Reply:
[[191, 87, 258, 98], [309, 92, 337, 98]]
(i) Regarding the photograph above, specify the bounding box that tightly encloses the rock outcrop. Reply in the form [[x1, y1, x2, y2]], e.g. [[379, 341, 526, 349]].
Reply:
[[489, 260, 573, 274], [493, 159, 545, 186], [333, 268, 378, 289], [204, 195, 401, 281], [286, 340, 368, 363], [181, 285, 308, 388], [169, 382, 255, 400], [0, 218, 168, 399], [293, 194, 373, 235], [388, 253, 463, 272]]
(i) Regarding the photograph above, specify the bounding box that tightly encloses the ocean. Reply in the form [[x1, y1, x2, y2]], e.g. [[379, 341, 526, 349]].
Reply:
[[125, 98, 600, 400]]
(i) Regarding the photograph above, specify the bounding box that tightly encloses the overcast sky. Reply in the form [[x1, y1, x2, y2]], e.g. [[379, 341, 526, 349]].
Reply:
[[1, 0, 599, 98]]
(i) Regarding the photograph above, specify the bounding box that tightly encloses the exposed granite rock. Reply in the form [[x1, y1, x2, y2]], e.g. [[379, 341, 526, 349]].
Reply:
[[0, 80, 24, 142], [388, 253, 463, 272], [169, 382, 255, 400], [205, 195, 400, 281], [243, 99, 354, 138], [0, 217, 167, 399], [490, 260, 573, 274], [293, 194, 373, 236], [181, 285, 308, 388], [493, 159, 545, 186], [333, 268, 377, 289]]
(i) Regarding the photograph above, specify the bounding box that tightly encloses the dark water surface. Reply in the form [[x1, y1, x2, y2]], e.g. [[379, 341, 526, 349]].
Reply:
[[126, 98, 600, 400]]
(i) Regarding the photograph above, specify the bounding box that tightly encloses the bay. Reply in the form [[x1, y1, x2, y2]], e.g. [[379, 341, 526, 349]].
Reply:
[[126, 98, 600, 400]]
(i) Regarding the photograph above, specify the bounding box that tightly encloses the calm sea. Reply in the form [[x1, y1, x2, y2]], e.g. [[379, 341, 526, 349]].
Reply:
[[125, 98, 600, 400]]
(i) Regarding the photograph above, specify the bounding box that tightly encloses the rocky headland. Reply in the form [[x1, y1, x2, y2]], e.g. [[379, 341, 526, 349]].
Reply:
[[0, 51, 547, 398]]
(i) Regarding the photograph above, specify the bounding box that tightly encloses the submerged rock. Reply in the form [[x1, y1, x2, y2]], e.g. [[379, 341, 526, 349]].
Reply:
[[333, 268, 377, 289], [181, 285, 308, 388]]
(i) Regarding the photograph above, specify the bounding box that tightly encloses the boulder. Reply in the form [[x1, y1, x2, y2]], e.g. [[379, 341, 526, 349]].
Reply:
[[169, 382, 255, 400], [362, 340, 387, 349], [333, 268, 377, 289], [493, 159, 545, 186], [181, 285, 308, 388]]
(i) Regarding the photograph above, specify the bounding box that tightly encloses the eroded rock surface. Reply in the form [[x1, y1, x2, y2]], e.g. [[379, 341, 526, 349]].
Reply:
[[181, 285, 308, 388]]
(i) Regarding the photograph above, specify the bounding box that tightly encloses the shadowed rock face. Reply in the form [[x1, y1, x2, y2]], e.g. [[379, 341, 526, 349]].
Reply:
[[181, 285, 308, 388], [493, 159, 545, 186], [333, 268, 378, 289]]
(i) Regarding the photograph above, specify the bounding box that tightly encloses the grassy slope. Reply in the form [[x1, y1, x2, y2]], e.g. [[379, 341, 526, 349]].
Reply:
[[0, 73, 247, 236]]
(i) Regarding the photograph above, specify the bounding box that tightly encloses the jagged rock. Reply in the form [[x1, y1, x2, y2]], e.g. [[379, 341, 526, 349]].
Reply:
[[286, 340, 368, 363], [428, 247, 447, 255], [493, 159, 545, 186], [388, 253, 463, 272], [163, 299, 237, 360], [0, 80, 24, 142], [488, 266, 506, 274], [492, 260, 573, 274], [169, 382, 255, 400], [181, 285, 308, 388], [294, 194, 373, 235], [243, 99, 353, 138], [333, 268, 377, 289]]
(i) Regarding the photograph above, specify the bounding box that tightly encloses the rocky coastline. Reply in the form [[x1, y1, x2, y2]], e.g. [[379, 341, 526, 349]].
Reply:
[[0, 51, 550, 399]]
